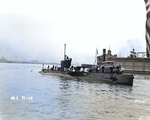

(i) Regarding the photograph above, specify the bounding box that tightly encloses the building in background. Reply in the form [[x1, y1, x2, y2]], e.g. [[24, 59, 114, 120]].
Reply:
[[0, 56, 7, 63], [31, 60, 39, 64]]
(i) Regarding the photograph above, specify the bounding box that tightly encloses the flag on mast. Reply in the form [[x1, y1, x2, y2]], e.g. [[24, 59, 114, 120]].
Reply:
[[144, 0, 150, 58]]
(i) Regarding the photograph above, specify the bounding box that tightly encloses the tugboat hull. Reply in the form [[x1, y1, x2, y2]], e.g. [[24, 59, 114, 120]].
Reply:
[[99, 73, 134, 86], [116, 74, 134, 86], [80, 73, 134, 86]]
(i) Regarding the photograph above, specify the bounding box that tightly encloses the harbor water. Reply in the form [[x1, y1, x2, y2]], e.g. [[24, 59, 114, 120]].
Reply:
[[0, 63, 150, 120]]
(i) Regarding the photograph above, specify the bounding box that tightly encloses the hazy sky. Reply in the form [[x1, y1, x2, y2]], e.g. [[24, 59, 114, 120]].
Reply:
[[0, 0, 147, 64]]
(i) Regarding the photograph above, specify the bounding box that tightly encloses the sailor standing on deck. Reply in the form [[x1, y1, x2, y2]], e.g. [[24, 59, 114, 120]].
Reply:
[[102, 65, 105, 73], [116, 65, 120, 74], [110, 66, 113, 73]]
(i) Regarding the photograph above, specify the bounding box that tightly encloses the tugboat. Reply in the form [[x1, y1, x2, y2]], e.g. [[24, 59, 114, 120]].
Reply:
[[98, 61, 134, 86], [72, 61, 134, 86]]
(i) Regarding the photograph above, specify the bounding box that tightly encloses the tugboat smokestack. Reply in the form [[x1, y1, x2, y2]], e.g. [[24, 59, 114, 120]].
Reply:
[[103, 49, 106, 61], [64, 44, 66, 60]]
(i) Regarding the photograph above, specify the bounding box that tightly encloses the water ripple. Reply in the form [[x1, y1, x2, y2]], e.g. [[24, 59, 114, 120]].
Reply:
[[0, 63, 150, 120]]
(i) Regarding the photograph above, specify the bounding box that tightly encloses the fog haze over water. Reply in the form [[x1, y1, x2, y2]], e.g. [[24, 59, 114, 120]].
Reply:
[[0, 0, 146, 63]]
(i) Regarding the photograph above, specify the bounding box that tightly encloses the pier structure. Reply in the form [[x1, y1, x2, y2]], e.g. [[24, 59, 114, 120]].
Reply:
[[114, 58, 150, 73]]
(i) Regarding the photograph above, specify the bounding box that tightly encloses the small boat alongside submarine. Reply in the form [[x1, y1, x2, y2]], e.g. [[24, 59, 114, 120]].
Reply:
[[68, 61, 134, 86]]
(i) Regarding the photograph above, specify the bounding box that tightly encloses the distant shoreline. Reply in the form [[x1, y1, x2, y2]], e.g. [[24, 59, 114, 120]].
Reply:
[[0, 62, 59, 65]]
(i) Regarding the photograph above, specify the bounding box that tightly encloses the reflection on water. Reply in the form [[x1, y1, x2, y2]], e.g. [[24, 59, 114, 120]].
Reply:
[[0, 63, 150, 120]]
